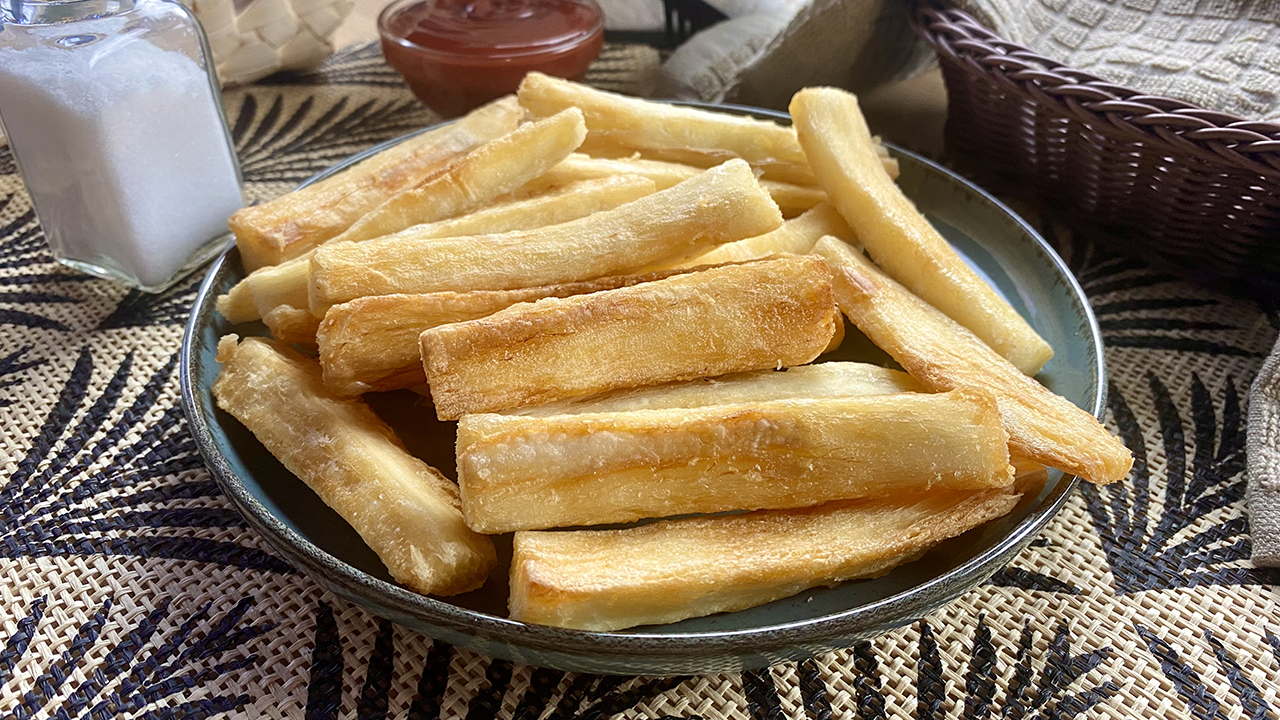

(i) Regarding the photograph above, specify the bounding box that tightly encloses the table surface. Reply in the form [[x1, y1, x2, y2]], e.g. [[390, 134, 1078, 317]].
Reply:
[[0, 36, 1278, 720]]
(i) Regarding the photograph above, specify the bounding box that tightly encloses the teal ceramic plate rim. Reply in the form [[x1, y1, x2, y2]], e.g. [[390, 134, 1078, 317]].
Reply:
[[180, 103, 1103, 670]]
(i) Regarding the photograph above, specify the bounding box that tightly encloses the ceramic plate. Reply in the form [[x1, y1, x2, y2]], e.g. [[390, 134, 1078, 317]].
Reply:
[[181, 104, 1103, 675]]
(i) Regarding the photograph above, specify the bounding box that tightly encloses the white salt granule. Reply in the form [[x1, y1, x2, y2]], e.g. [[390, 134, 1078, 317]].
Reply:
[[0, 29, 243, 289]]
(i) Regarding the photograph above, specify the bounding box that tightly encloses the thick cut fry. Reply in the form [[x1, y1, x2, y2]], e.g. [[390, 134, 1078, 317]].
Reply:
[[421, 256, 838, 419], [522, 154, 825, 218], [456, 389, 1014, 533], [246, 261, 311, 325], [376, 174, 655, 242], [510, 489, 1019, 630], [511, 361, 923, 416], [211, 336, 495, 595], [659, 202, 853, 269], [520, 72, 805, 162], [219, 175, 656, 326], [262, 305, 321, 345], [578, 134, 900, 183], [791, 88, 1054, 375], [217, 280, 258, 324], [309, 159, 783, 313], [328, 108, 588, 246], [317, 266, 693, 396], [230, 96, 521, 270], [813, 236, 1133, 485], [577, 135, 821, 185]]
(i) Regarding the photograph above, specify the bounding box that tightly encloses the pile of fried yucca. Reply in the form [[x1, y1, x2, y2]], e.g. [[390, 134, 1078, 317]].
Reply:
[[212, 74, 1133, 632]]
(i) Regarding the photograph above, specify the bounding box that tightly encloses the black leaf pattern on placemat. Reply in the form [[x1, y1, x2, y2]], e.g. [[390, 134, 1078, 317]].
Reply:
[[777, 618, 1115, 720], [231, 92, 434, 187], [0, 147, 14, 175], [265, 42, 408, 88], [1136, 623, 1279, 720], [1083, 372, 1280, 592], [983, 535, 1082, 595], [987, 565, 1082, 594], [0, 345, 44, 407], [0, 195, 93, 332], [1, 345, 291, 571], [0, 594, 271, 720], [98, 273, 202, 330], [742, 668, 784, 720], [305, 601, 688, 719], [1070, 245, 1263, 357]]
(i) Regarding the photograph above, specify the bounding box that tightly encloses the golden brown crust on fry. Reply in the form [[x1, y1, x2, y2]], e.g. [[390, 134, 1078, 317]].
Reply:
[[216, 280, 258, 325], [220, 175, 656, 329], [659, 202, 854, 270], [230, 96, 521, 270], [520, 154, 825, 218], [420, 256, 838, 419], [510, 361, 924, 416], [308, 159, 783, 313], [327, 108, 588, 246], [316, 267, 695, 396], [813, 236, 1133, 485], [261, 305, 321, 347], [791, 88, 1053, 375], [519, 72, 806, 165], [211, 336, 495, 595], [510, 489, 1019, 630], [457, 389, 1014, 533]]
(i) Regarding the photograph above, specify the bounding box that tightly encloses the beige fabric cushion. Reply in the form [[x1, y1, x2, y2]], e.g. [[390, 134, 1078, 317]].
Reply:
[[659, 0, 933, 110], [1249, 335, 1280, 567]]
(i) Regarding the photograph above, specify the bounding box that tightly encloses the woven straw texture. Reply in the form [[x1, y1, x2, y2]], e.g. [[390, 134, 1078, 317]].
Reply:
[[949, 0, 1280, 125], [2, 41, 1279, 720]]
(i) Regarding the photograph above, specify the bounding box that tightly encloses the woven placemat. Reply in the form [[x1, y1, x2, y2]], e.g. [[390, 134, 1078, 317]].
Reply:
[[1, 41, 1278, 720]]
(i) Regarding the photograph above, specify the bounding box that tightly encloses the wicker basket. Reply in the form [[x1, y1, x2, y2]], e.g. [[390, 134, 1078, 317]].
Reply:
[[913, 5, 1280, 299]]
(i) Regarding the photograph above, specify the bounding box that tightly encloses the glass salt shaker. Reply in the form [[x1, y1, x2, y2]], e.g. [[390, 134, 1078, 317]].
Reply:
[[0, 0, 244, 292]]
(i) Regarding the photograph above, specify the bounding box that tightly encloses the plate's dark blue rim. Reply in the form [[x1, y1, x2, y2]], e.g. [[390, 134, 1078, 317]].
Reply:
[[180, 103, 1103, 662]]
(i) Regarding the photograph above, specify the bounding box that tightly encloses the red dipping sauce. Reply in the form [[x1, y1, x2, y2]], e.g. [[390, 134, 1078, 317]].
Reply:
[[380, 0, 605, 117]]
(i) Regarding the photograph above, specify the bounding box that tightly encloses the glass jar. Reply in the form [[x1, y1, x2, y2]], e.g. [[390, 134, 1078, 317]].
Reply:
[[0, 0, 244, 292]]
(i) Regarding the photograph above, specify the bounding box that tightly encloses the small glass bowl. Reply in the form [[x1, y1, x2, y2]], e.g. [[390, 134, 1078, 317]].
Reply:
[[379, 0, 604, 118]]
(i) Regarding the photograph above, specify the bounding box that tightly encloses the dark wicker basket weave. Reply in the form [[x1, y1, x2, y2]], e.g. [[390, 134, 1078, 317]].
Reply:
[[913, 6, 1280, 298]]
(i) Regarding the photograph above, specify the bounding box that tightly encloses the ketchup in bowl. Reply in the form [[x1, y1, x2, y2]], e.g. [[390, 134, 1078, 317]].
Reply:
[[379, 0, 605, 117]]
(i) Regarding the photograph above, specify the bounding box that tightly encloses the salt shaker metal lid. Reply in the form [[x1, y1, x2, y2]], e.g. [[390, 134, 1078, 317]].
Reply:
[[0, 0, 245, 293]]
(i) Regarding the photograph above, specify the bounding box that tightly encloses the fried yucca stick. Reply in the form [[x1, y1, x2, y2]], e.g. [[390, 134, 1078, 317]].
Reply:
[[577, 135, 821, 185], [327, 108, 588, 246], [511, 362, 923, 416], [262, 306, 321, 346], [520, 72, 803, 161], [420, 256, 838, 419], [367, 174, 655, 244], [217, 281, 258, 325], [791, 88, 1054, 375], [219, 175, 656, 328], [317, 266, 692, 396], [578, 134, 900, 183], [659, 202, 853, 270], [522, 154, 825, 218], [813, 236, 1133, 485], [456, 389, 1013, 533], [510, 488, 1019, 630], [309, 159, 783, 313], [519, 73, 902, 185], [230, 96, 521, 270], [211, 336, 495, 595]]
